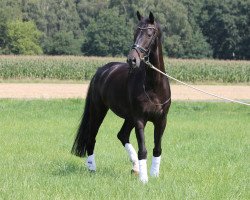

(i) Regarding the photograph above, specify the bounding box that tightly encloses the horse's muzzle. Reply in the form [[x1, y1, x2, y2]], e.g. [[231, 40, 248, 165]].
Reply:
[[127, 56, 137, 68], [127, 50, 141, 68]]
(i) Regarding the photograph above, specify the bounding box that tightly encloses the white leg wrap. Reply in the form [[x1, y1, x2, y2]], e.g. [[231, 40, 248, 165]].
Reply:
[[150, 156, 161, 177], [125, 143, 139, 172], [86, 154, 96, 171], [139, 159, 148, 183]]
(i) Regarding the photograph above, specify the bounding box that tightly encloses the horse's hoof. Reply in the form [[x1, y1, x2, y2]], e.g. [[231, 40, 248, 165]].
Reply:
[[131, 169, 139, 176], [89, 169, 96, 174], [140, 176, 148, 184], [150, 170, 159, 177], [88, 169, 96, 173]]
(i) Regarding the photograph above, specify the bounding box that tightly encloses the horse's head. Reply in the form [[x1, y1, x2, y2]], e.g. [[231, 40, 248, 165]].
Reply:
[[127, 11, 160, 69]]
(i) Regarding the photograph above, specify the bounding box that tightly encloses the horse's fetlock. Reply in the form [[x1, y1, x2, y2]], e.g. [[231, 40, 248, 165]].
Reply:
[[138, 149, 147, 160], [153, 148, 162, 157]]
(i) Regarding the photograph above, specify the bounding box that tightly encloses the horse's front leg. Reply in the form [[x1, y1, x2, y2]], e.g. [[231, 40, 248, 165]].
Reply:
[[150, 118, 167, 177], [117, 120, 139, 174], [135, 120, 148, 183]]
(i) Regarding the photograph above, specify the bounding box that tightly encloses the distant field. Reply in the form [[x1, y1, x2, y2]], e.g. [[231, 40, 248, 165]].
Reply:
[[0, 55, 249, 83], [0, 99, 249, 199]]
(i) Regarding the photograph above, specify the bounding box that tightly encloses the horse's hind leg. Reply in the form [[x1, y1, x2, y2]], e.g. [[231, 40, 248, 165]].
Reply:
[[117, 120, 139, 174], [86, 103, 108, 171]]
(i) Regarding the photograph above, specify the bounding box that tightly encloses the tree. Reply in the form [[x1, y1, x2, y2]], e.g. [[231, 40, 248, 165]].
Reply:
[[43, 0, 82, 38], [0, 0, 248, 59], [152, 0, 212, 58], [0, 0, 23, 53], [109, 0, 212, 58], [43, 31, 82, 55], [82, 8, 132, 56], [22, 0, 83, 54], [76, 0, 109, 30], [236, 0, 250, 59], [199, 0, 250, 59], [6, 20, 43, 55]]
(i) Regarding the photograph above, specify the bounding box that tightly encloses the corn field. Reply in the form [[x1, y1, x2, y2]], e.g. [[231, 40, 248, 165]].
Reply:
[[0, 55, 249, 83]]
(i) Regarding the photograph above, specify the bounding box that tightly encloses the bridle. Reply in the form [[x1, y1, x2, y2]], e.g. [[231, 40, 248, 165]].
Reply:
[[131, 25, 158, 62]]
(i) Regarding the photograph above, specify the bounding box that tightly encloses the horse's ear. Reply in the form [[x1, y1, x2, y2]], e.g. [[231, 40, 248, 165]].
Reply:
[[149, 12, 154, 24], [137, 11, 142, 21]]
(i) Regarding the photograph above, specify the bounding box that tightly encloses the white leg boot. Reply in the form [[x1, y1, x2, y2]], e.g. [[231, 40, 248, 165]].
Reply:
[[86, 154, 96, 171], [150, 156, 161, 177], [139, 159, 148, 183], [125, 143, 139, 173]]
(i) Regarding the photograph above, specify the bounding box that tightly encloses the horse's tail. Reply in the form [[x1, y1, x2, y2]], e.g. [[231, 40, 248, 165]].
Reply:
[[71, 86, 92, 158]]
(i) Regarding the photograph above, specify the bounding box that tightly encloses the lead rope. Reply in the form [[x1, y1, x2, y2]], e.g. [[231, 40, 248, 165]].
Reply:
[[143, 60, 250, 106]]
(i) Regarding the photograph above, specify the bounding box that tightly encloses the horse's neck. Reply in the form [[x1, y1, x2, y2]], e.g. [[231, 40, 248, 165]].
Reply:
[[145, 43, 166, 89]]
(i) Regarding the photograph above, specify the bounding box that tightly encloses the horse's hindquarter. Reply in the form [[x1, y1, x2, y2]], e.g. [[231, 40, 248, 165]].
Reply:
[[93, 62, 130, 118]]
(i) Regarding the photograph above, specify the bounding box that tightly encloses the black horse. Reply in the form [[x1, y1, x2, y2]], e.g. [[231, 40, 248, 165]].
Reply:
[[71, 11, 171, 183]]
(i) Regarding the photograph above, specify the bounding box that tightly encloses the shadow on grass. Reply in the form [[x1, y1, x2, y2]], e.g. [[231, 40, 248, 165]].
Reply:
[[50, 160, 120, 179], [51, 161, 87, 176]]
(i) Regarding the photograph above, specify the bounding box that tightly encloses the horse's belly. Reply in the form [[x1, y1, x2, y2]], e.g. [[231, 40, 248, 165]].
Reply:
[[104, 91, 129, 119], [109, 106, 127, 119]]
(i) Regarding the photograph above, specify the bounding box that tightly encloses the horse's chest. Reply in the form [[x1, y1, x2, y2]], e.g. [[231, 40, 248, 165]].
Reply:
[[132, 94, 165, 119], [143, 102, 164, 116]]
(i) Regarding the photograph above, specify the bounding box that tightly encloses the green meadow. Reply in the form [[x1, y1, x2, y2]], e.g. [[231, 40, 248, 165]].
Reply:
[[0, 99, 249, 199]]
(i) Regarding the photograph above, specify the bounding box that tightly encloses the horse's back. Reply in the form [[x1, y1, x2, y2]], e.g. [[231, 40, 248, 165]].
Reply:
[[95, 62, 129, 83]]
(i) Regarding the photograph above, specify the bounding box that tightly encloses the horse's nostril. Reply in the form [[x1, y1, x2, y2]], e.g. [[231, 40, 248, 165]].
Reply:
[[127, 56, 137, 67], [132, 58, 136, 64]]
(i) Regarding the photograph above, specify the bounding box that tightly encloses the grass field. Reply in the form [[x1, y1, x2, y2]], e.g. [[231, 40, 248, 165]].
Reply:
[[0, 99, 249, 199]]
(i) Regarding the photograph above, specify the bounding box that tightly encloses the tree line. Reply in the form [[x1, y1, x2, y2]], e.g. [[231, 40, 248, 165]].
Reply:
[[0, 0, 249, 59]]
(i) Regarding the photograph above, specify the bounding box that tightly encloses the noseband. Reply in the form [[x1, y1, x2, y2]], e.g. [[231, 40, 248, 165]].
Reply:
[[131, 25, 157, 61]]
